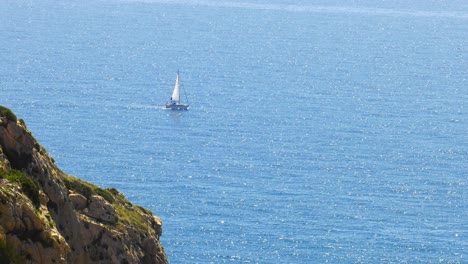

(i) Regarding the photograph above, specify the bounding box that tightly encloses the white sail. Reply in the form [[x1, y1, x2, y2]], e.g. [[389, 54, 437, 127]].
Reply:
[[171, 73, 180, 101], [165, 71, 189, 110]]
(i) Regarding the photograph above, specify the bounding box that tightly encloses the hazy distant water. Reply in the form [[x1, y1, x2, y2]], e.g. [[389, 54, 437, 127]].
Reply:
[[1, 0, 467, 262]]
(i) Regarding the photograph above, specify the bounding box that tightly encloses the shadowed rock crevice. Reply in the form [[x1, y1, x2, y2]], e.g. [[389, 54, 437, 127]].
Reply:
[[0, 118, 35, 170]]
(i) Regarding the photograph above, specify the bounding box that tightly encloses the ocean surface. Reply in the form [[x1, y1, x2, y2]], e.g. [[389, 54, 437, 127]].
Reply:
[[1, 0, 467, 262]]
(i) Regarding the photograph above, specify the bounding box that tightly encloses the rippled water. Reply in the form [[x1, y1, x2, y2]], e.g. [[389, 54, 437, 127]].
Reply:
[[1, 0, 467, 262]]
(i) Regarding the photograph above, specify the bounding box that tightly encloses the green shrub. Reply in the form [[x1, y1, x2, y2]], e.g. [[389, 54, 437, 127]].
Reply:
[[63, 175, 114, 204], [34, 142, 41, 152], [0, 169, 40, 209], [45, 213, 55, 228], [0, 106, 17, 123], [63, 175, 92, 198], [114, 204, 148, 233], [94, 188, 115, 204], [136, 205, 152, 215]]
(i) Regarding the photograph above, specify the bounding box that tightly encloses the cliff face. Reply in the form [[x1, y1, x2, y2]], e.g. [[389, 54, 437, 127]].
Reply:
[[0, 106, 168, 264]]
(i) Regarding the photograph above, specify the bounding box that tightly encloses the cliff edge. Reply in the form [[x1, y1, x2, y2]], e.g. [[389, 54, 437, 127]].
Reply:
[[0, 106, 168, 264]]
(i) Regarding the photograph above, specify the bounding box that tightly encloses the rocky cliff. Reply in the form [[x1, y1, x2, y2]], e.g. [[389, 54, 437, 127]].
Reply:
[[0, 106, 168, 264]]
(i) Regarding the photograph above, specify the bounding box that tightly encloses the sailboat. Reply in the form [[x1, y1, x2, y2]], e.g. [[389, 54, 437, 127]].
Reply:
[[165, 71, 189, 110]]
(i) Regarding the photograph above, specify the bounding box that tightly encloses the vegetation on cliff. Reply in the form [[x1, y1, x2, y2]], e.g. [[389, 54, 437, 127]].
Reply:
[[63, 175, 115, 204], [0, 169, 40, 209], [63, 175, 155, 234], [0, 106, 168, 264], [0, 107, 16, 123]]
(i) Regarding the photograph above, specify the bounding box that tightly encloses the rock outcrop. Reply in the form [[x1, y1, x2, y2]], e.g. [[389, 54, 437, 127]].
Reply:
[[0, 106, 168, 264]]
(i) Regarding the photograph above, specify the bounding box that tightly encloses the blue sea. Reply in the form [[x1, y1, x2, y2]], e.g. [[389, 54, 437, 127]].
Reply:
[[1, 0, 467, 262]]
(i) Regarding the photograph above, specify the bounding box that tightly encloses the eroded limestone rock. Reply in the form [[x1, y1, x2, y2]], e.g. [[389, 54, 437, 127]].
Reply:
[[0, 108, 168, 264], [86, 195, 117, 224]]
